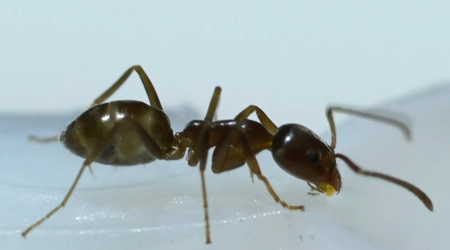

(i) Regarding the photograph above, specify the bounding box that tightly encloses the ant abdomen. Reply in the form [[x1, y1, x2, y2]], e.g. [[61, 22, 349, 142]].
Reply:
[[272, 124, 341, 193], [60, 100, 174, 166]]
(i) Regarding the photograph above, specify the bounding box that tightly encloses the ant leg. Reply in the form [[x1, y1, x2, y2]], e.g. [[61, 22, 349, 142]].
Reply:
[[212, 125, 304, 211], [210, 128, 263, 183], [125, 120, 164, 159], [210, 128, 246, 174], [307, 182, 322, 196], [163, 145, 186, 160], [163, 133, 187, 161], [21, 125, 121, 238], [210, 130, 257, 182], [213, 95, 220, 122], [23, 119, 164, 238], [235, 105, 278, 135], [238, 127, 304, 211], [28, 132, 96, 176], [233, 105, 278, 181], [28, 66, 163, 144], [28, 134, 59, 143], [188, 86, 222, 165], [207, 104, 270, 184], [90, 65, 163, 110], [187, 86, 222, 244], [326, 106, 412, 149]]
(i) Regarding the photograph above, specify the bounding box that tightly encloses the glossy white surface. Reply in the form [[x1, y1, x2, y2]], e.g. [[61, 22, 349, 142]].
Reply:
[[0, 83, 448, 250]]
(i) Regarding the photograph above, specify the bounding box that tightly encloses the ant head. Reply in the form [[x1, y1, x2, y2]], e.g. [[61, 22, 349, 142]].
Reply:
[[271, 124, 342, 195]]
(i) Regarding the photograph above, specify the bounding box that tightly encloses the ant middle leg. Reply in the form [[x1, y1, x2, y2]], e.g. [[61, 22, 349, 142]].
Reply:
[[207, 125, 258, 183], [307, 182, 324, 196], [210, 128, 249, 180], [186, 86, 222, 244], [325, 106, 412, 149], [211, 126, 304, 211]]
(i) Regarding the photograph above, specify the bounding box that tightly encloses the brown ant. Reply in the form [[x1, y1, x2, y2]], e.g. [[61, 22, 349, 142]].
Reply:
[[22, 65, 433, 244]]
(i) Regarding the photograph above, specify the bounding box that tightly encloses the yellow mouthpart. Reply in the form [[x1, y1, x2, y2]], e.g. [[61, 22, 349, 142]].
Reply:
[[317, 183, 337, 196]]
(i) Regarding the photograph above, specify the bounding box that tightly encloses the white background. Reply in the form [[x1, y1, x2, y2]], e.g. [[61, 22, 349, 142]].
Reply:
[[1, 1, 450, 134]]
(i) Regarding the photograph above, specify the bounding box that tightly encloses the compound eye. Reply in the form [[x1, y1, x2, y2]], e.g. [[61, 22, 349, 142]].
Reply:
[[306, 150, 321, 165]]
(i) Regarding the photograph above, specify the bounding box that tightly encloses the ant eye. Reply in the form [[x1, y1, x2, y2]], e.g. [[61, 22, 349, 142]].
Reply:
[[306, 150, 321, 165]]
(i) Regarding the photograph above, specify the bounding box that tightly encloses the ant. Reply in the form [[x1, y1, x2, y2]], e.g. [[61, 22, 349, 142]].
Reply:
[[22, 65, 433, 244]]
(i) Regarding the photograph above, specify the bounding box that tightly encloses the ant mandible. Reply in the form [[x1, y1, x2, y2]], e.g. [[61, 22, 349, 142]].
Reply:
[[22, 65, 433, 244]]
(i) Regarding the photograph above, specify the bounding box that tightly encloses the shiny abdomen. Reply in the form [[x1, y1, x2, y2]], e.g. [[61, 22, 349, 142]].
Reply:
[[60, 100, 174, 166]]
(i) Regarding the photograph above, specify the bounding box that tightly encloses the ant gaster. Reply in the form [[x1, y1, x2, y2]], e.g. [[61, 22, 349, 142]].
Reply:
[[22, 65, 433, 244]]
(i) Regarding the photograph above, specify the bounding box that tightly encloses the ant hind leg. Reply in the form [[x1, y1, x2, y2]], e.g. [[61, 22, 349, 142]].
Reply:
[[90, 65, 163, 110], [22, 124, 122, 238], [28, 65, 164, 144], [22, 118, 166, 238], [28, 134, 59, 143], [235, 105, 278, 135]]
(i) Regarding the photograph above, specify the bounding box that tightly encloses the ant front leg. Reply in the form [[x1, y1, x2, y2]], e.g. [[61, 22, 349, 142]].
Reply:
[[211, 125, 304, 211], [306, 183, 322, 196], [325, 106, 412, 149]]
